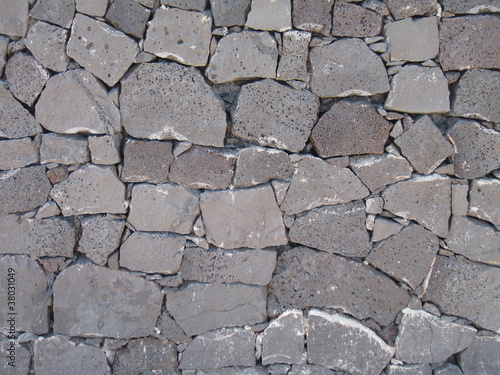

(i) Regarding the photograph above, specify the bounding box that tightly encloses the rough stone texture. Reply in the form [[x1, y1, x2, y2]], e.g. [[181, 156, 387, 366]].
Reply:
[[395, 308, 476, 363], [205, 31, 278, 83], [200, 185, 287, 249], [452, 182, 468, 216], [0, 256, 49, 334], [439, 16, 500, 71], [105, 0, 151, 39], [245, 0, 292, 32], [308, 310, 394, 375], [451, 69, 500, 123], [277, 30, 311, 81], [128, 183, 199, 234], [46, 165, 69, 184], [232, 80, 319, 152], [180, 329, 256, 370], [292, 0, 333, 35], [34, 335, 110, 375], [385, 0, 438, 19], [121, 62, 227, 147], [372, 217, 403, 242], [386, 364, 432, 375], [395, 116, 454, 175], [78, 215, 125, 266], [385, 17, 439, 62], [310, 99, 391, 157], [385, 65, 450, 114], [157, 311, 191, 344], [30, 0, 75, 29], [0, 214, 75, 257], [424, 256, 500, 333], [350, 154, 413, 192], [331, 1, 383, 38], [310, 38, 389, 97], [50, 165, 126, 216], [25, 21, 70, 72], [0, 83, 41, 139], [382, 174, 451, 238], [289, 201, 371, 257], [181, 247, 276, 286], [36, 69, 121, 135], [441, 0, 500, 14], [40, 134, 89, 165], [169, 145, 235, 189], [167, 283, 267, 336], [447, 121, 500, 179], [53, 263, 162, 338], [289, 365, 335, 375], [271, 247, 410, 326], [434, 364, 465, 375], [209, 0, 251, 27], [458, 336, 500, 375], [280, 157, 369, 215], [0, 338, 31, 375], [76, 0, 109, 17], [0, 0, 29, 36], [144, 8, 212, 66], [468, 178, 500, 226], [261, 310, 306, 365], [0, 138, 39, 170], [67, 14, 139, 86], [121, 139, 174, 183], [89, 135, 122, 165], [0, 35, 7, 74], [162, 0, 206, 10], [199, 367, 268, 375], [113, 338, 180, 375]]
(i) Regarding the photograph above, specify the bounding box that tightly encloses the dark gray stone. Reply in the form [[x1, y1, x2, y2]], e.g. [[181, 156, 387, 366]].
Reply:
[[162, 0, 206, 10], [458, 336, 500, 375], [156, 311, 191, 344], [105, 0, 151, 39], [0, 338, 30, 375], [199, 367, 268, 375], [468, 178, 500, 226], [385, 0, 438, 19], [245, 0, 292, 32], [292, 0, 333, 35], [209, 0, 251, 27], [331, 1, 383, 37], [40, 133, 89, 165], [277, 30, 311, 82], [121, 139, 173, 183], [0, 83, 41, 139], [434, 364, 465, 375], [441, 0, 500, 14], [76, 0, 109, 17], [0, 138, 39, 170], [386, 364, 432, 375], [25, 21, 69, 72], [0, 0, 29, 36], [30, 0, 75, 28], [289, 364, 335, 375]]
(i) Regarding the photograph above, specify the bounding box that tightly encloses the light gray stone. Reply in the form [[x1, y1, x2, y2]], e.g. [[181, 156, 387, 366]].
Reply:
[[157, 311, 191, 344], [452, 182, 468, 216], [441, 0, 500, 14], [0, 338, 30, 375], [0, 0, 29, 36], [246, 0, 292, 32], [0, 138, 39, 170], [307, 310, 394, 375], [469, 178, 500, 226], [292, 0, 333, 35], [162, 0, 206, 10], [105, 0, 151, 39], [25, 21, 70, 72], [277, 30, 311, 81], [434, 364, 465, 375], [232, 79, 319, 152], [289, 364, 335, 375], [0, 35, 7, 74], [310, 38, 389, 97], [366, 197, 384, 214], [40, 134, 89, 165], [89, 135, 122, 165], [385, 0, 438, 19], [167, 283, 267, 336], [36, 201, 61, 219], [206, 30, 278, 83], [386, 364, 432, 375], [331, 1, 383, 37], [30, 0, 75, 28], [458, 336, 500, 375], [209, 0, 251, 26], [128, 183, 199, 234], [0, 84, 41, 139], [199, 367, 268, 375], [372, 217, 403, 242], [76, 0, 109, 17]]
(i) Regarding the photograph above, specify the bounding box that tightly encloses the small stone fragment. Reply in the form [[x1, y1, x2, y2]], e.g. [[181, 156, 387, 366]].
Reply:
[[371, 217, 403, 242], [30, 0, 75, 28], [162, 0, 206, 10], [386, 364, 432, 375], [0, 0, 29, 37], [451, 182, 468, 216], [76, 0, 109, 17], [332, 1, 383, 37], [121, 139, 173, 183], [246, 0, 292, 32], [46, 165, 69, 184], [0, 138, 39, 170], [458, 336, 500, 375], [40, 134, 89, 165], [157, 311, 191, 344], [36, 201, 61, 219], [25, 21, 69, 72], [434, 364, 465, 375], [105, 0, 151, 39], [277, 30, 311, 82], [385, 0, 438, 19], [0, 84, 41, 139], [292, 0, 333, 35], [468, 178, 500, 225], [366, 197, 384, 214], [88, 134, 122, 165], [441, 0, 500, 14], [209, 0, 251, 27]]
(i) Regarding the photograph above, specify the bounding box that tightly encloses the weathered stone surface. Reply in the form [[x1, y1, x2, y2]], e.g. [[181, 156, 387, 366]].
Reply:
[[206, 31, 278, 83], [434, 364, 465, 375], [0, 214, 75, 257], [383, 174, 451, 238], [289, 364, 335, 375], [199, 367, 269, 375], [246, 0, 292, 32], [424, 256, 500, 332], [447, 121, 500, 179], [113, 338, 180, 375], [261, 310, 306, 365], [332, 1, 383, 37], [25, 21, 69, 72], [0, 338, 30, 375], [200, 185, 287, 249], [385, 17, 439, 61], [469, 178, 500, 226], [0, 256, 49, 334], [46, 165, 69, 184], [232, 80, 318, 152], [452, 182, 468, 216], [167, 283, 267, 336], [386, 364, 432, 375], [372, 217, 403, 242], [30, 0, 75, 28], [144, 8, 211, 66], [0, 0, 29, 36], [36, 69, 121, 135], [78, 215, 125, 266], [281, 157, 369, 215], [5, 52, 50, 107], [76, 0, 109, 17], [385, 65, 450, 113], [0, 83, 41, 139], [0, 35, 7, 74], [163, 0, 206, 10], [105, 0, 151, 39], [0, 138, 39, 170], [289, 201, 371, 257], [451, 69, 500, 123], [157, 311, 191, 344], [439, 16, 500, 71], [51, 164, 126, 216], [311, 99, 391, 157], [308, 310, 394, 375], [121, 62, 227, 146], [277, 30, 311, 81], [395, 308, 476, 363], [395, 116, 454, 174], [53, 263, 162, 338], [180, 329, 256, 370], [67, 14, 139, 86], [89, 134, 122, 165], [169, 145, 235, 189], [441, 0, 500, 14], [121, 139, 173, 183], [350, 154, 412, 192], [181, 247, 276, 286], [310, 38, 389, 97], [128, 183, 199, 234], [458, 336, 500, 375], [34, 336, 109, 375], [292, 0, 333, 35], [40, 133, 89, 165], [209, 0, 251, 26], [271, 247, 410, 326], [386, 0, 438, 19]]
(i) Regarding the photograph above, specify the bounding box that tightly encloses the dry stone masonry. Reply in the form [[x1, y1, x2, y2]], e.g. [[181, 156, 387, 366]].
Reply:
[[0, 1, 499, 374]]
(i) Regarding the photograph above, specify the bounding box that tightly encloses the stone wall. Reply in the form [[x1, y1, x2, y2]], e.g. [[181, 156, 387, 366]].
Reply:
[[0, 0, 499, 374]]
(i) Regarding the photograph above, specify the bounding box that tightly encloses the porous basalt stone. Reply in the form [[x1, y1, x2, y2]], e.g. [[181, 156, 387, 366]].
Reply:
[[88, 134, 122, 165], [468, 178, 500, 225], [458, 336, 500, 375], [277, 30, 311, 82], [372, 217, 404, 242], [105, 0, 151, 39], [209, 0, 251, 27], [76, 0, 109, 17], [162, 0, 206, 11], [385, 0, 438, 19], [292, 0, 333, 35], [25, 21, 70, 72], [199, 367, 269, 375], [331, 1, 383, 38], [30, 0, 75, 28], [40, 133, 90, 165], [0, 84, 41, 139], [245, 0, 292, 32], [0, 0, 29, 37], [0, 138, 39, 170], [441, 0, 500, 14]]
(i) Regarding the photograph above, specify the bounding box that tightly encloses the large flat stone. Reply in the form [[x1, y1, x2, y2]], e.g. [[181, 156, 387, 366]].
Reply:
[[105, 0, 151, 39], [468, 178, 500, 226], [385, 0, 438, 19], [209, 0, 251, 27], [166, 283, 267, 336], [0, 338, 30, 375], [289, 364, 335, 375], [0, 0, 29, 36], [199, 367, 268, 375], [386, 364, 432, 375], [277, 30, 311, 81], [332, 1, 383, 37], [0, 84, 41, 139], [458, 336, 500, 375], [121, 139, 173, 183], [76, 0, 109, 16], [0, 138, 39, 170], [441, 0, 500, 14], [40, 133, 90, 165], [30, 0, 75, 28], [121, 62, 227, 146], [292, 0, 333, 35], [246, 0, 292, 32]]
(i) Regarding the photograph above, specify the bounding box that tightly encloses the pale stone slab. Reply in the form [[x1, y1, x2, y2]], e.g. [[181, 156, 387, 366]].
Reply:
[[40, 134, 89, 165], [76, 0, 109, 17], [458, 336, 500, 375], [387, 364, 432, 375], [0, 138, 39, 170], [246, 0, 292, 32], [0, 0, 29, 37], [30, 0, 75, 29], [25, 21, 70, 72], [385, 0, 438, 19], [88, 135, 122, 165], [0, 338, 30, 375], [372, 217, 404, 242], [209, 0, 251, 27], [162, 0, 206, 10], [468, 178, 500, 225], [0, 84, 41, 139]]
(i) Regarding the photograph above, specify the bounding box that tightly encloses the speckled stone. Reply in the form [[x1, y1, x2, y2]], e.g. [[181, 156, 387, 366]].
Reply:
[[25, 21, 70, 72], [434, 364, 465, 375], [0, 338, 31, 375], [292, 0, 333, 35], [0, 36, 7, 74], [386, 364, 432, 375], [458, 336, 500, 375], [157, 311, 191, 344], [372, 217, 404, 242], [246, 0, 292, 32], [277, 30, 311, 81], [88, 134, 122, 165], [199, 367, 269, 375], [0, 84, 41, 139], [105, 0, 151, 39], [289, 365, 335, 375], [162, 0, 206, 10], [209, 0, 251, 27], [30, 0, 75, 28], [0, 0, 29, 36], [468, 178, 500, 226], [40, 133, 89, 165], [441, 0, 500, 14], [76, 0, 109, 17], [0, 138, 39, 170], [385, 0, 438, 19], [331, 1, 383, 37]]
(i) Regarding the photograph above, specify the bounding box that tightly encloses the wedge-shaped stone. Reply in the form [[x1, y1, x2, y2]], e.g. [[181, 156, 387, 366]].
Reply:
[[0, 138, 39, 170], [0, 84, 41, 139], [292, 0, 333, 35], [332, 1, 383, 37], [121, 62, 227, 147], [163, 0, 206, 11], [281, 157, 369, 215], [40, 133, 90, 165], [372, 217, 404, 242], [209, 0, 251, 27], [200, 184, 287, 249], [308, 310, 394, 375], [105, 0, 151, 39], [277, 30, 310, 82], [395, 309, 476, 363], [30, 0, 75, 29], [423, 256, 500, 333], [382, 174, 451, 238], [385, 0, 438, 19], [441, 0, 500, 14], [246, 0, 292, 32], [232, 79, 319, 152], [36, 69, 121, 135], [469, 178, 500, 226], [167, 283, 267, 336], [26, 21, 70, 72], [0, 0, 29, 36], [157, 311, 191, 344], [53, 263, 162, 338], [386, 364, 432, 375], [271, 247, 410, 326], [121, 139, 173, 183], [458, 336, 500, 375]]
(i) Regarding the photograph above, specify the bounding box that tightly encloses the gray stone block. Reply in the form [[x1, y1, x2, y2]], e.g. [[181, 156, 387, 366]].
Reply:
[[30, 0, 75, 29], [292, 0, 333, 35], [385, 0, 438, 19], [245, 0, 292, 32], [277, 30, 311, 82], [434, 364, 465, 375], [469, 178, 500, 226], [209, 0, 251, 27], [157, 311, 191, 344], [199, 367, 268, 375], [441, 0, 500, 14], [0, 138, 39, 170], [331, 1, 383, 37], [0, 83, 41, 139], [88, 134, 122, 165], [289, 364, 335, 375], [25, 21, 70, 72], [0, 0, 29, 37], [0, 338, 30, 375], [162, 0, 206, 10], [76, 0, 109, 17], [371, 217, 404, 242], [40, 133, 89, 165], [386, 364, 432, 375], [105, 0, 151, 39], [458, 336, 500, 375]]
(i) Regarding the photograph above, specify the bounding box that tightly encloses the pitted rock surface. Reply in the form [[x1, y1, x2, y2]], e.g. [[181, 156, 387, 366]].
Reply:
[[30, 0, 75, 29], [385, 0, 438, 19], [277, 30, 311, 81], [209, 0, 251, 27], [0, 0, 29, 37], [0, 83, 41, 139], [292, 0, 333, 35], [331, 1, 383, 38], [105, 0, 151, 39], [0, 138, 39, 170], [468, 178, 500, 226]]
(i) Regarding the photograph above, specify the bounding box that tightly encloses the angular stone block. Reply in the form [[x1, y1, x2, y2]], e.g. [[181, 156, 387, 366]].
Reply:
[[105, 0, 151, 39], [25, 21, 70, 72], [0, 138, 39, 170], [289, 364, 335, 375], [277, 30, 311, 81], [30, 0, 75, 28], [40, 133, 89, 165], [371, 217, 403, 242], [468, 178, 500, 225], [246, 0, 292, 32], [163, 0, 206, 10], [434, 363, 465, 375], [441, 0, 500, 14], [0, 338, 30, 375], [385, 0, 438, 19], [157, 311, 191, 344], [386, 364, 432, 375], [0, 0, 29, 37], [458, 336, 500, 375], [88, 134, 122, 165], [199, 367, 268, 375], [331, 1, 383, 37], [292, 0, 333, 35], [76, 0, 109, 17], [0, 84, 41, 139], [209, 0, 251, 27]]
